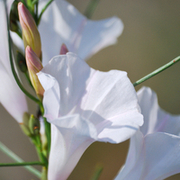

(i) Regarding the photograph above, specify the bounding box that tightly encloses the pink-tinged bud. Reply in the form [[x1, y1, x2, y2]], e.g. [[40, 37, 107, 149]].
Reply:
[[60, 43, 69, 55], [26, 46, 44, 99], [18, 2, 41, 59]]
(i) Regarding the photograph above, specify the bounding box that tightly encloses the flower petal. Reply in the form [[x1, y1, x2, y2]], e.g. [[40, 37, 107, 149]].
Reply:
[[48, 115, 96, 180], [0, 1, 10, 72], [0, 61, 28, 123], [38, 0, 123, 64], [0, 1, 28, 123], [137, 87, 180, 136], [38, 53, 143, 179], [115, 87, 180, 180], [38, 52, 92, 119], [115, 130, 144, 180], [38, 53, 143, 142], [116, 132, 180, 180]]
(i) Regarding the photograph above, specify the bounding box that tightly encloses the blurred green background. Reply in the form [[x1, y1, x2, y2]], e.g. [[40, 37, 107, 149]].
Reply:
[[1, 0, 180, 179]]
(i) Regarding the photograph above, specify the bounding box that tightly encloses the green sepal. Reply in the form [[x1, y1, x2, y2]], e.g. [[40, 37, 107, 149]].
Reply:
[[20, 112, 31, 136], [29, 115, 40, 135]]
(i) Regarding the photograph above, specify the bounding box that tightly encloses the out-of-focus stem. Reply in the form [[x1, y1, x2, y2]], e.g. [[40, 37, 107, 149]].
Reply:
[[4, 0, 40, 104], [0, 142, 41, 178], [84, 0, 100, 19]]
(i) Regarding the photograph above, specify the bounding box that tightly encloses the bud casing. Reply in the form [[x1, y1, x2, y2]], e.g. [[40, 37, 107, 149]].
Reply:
[[26, 46, 44, 99], [18, 2, 41, 59]]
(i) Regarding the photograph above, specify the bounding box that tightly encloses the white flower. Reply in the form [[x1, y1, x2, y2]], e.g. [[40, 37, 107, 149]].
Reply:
[[115, 87, 180, 180], [11, 0, 124, 65], [37, 53, 143, 180], [0, 0, 27, 123]]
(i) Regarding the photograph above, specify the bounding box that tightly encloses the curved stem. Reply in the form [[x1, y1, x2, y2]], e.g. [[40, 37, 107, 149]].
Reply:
[[0, 162, 45, 167], [4, 1, 40, 104], [0, 142, 41, 178], [133, 56, 180, 87], [38, 0, 54, 25]]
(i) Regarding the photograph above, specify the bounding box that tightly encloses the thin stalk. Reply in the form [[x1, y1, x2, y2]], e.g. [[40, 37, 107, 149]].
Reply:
[[4, 1, 40, 104], [38, 0, 54, 25], [84, 0, 100, 19], [39, 103, 51, 154], [36, 0, 39, 24], [133, 56, 180, 87], [43, 117, 51, 154], [31, 135, 48, 168], [0, 162, 44, 167], [0, 142, 41, 178]]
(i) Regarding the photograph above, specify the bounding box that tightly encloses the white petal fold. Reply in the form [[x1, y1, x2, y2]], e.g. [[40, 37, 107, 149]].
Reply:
[[115, 87, 180, 180], [0, 1, 28, 123], [38, 0, 123, 64], [12, 0, 123, 64], [37, 53, 143, 180]]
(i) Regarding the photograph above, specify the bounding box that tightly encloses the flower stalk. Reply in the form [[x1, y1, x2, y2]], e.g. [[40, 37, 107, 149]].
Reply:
[[0, 162, 45, 167], [133, 56, 180, 87], [84, 0, 100, 19], [37, 0, 54, 25], [0, 142, 41, 178], [4, 0, 40, 104]]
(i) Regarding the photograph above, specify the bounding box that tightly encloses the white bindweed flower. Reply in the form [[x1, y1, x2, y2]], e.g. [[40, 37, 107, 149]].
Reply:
[[0, 0, 27, 123], [37, 53, 143, 180], [115, 87, 180, 180], [11, 0, 123, 65]]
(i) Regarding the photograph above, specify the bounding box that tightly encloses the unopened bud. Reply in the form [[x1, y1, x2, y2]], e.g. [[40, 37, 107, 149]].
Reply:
[[60, 44, 69, 55], [20, 112, 31, 136], [18, 2, 41, 59], [26, 46, 44, 99], [16, 51, 27, 73], [29, 115, 40, 135]]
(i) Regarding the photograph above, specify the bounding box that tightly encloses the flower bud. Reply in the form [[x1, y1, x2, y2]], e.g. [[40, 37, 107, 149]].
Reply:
[[29, 115, 40, 135], [26, 46, 44, 99], [60, 43, 69, 55], [18, 2, 41, 59]]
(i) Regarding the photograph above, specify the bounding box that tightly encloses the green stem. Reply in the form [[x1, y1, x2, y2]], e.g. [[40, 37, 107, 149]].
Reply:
[[0, 142, 41, 178], [4, 1, 40, 104], [38, 0, 54, 25], [39, 103, 51, 155], [133, 56, 180, 87], [84, 0, 100, 19], [36, 0, 39, 24], [43, 117, 51, 154], [31, 135, 48, 168], [0, 162, 44, 167]]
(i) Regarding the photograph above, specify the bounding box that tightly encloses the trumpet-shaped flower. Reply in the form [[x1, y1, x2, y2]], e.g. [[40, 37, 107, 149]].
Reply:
[[115, 87, 180, 180], [37, 53, 143, 180], [0, 0, 27, 123], [11, 0, 123, 65]]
